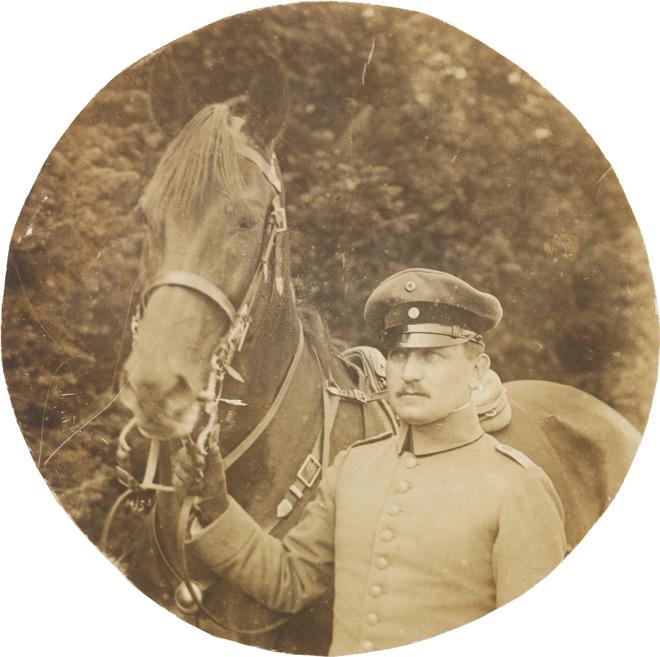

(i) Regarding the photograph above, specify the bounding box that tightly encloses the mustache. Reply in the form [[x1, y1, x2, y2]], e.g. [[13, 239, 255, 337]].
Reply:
[[395, 386, 430, 397]]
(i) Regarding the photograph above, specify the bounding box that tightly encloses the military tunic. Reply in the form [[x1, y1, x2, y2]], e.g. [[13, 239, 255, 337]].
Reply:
[[190, 403, 567, 655]]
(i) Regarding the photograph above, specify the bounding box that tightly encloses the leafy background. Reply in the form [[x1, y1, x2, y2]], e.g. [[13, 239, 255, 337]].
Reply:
[[2, 3, 657, 547]]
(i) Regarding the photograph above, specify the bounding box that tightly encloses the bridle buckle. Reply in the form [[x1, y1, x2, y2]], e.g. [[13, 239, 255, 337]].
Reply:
[[272, 207, 287, 233]]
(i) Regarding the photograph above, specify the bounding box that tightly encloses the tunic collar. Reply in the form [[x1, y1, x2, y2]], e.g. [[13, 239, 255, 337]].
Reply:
[[396, 402, 484, 456]]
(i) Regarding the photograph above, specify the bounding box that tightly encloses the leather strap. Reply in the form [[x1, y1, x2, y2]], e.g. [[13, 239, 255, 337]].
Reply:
[[144, 271, 238, 323], [273, 427, 323, 524], [235, 142, 282, 193], [99, 489, 133, 553], [321, 385, 340, 472], [222, 320, 305, 469], [326, 385, 388, 403]]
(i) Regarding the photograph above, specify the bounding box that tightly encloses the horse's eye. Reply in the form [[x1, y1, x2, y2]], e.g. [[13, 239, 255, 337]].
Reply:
[[238, 218, 256, 230]]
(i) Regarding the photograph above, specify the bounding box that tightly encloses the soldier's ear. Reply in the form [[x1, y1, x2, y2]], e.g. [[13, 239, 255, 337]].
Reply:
[[242, 57, 288, 149], [472, 352, 491, 383], [148, 50, 195, 137]]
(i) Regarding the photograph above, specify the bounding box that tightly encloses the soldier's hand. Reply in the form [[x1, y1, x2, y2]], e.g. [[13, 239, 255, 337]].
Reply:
[[172, 444, 202, 493], [172, 443, 229, 521]]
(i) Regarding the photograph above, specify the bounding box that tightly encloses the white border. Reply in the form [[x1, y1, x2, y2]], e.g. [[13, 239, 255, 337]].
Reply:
[[1, 2, 658, 656]]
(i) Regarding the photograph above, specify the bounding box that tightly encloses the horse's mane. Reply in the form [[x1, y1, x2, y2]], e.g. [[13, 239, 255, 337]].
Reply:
[[297, 304, 350, 383], [140, 104, 247, 222]]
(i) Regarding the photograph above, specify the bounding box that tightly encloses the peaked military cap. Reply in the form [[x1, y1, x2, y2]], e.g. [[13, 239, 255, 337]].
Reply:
[[364, 268, 503, 349]]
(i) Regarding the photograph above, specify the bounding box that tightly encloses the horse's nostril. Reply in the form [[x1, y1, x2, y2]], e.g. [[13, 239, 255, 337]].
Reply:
[[172, 373, 195, 399], [121, 361, 197, 418]]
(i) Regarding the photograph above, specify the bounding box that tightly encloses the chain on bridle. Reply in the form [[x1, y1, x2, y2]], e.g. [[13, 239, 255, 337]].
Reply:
[[103, 118, 304, 632]]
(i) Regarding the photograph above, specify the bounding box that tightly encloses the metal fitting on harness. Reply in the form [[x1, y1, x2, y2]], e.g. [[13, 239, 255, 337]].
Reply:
[[272, 207, 287, 232], [174, 580, 204, 615], [326, 385, 369, 403]]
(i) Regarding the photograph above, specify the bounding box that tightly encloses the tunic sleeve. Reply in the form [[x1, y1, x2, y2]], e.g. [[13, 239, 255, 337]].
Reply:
[[186, 450, 348, 613], [492, 466, 567, 607]]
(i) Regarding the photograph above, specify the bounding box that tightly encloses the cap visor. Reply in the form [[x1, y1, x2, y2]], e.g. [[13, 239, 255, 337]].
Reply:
[[389, 333, 470, 349]]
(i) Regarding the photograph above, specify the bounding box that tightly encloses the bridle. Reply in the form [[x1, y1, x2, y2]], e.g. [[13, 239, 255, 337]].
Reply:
[[103, 118, 306, 633], [135, 137, 292, 445]]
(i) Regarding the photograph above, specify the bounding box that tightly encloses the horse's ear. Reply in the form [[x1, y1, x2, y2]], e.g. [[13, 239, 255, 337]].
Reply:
[[148, 51, 195, 137], [243, 57, 288, 148]]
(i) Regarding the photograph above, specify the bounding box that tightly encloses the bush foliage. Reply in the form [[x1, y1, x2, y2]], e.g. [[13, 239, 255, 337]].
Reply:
[[2, 4, 656, 544]]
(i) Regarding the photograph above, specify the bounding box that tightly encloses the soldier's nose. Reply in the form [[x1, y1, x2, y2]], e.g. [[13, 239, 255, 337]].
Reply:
[[401, 355, 422, 382]]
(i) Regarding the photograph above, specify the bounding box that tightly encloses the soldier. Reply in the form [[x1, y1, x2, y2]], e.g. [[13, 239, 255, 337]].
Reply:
[[174, 269, 567, 655]]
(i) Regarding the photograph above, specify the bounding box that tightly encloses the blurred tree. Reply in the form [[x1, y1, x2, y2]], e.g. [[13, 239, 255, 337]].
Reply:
[[2, 3, 656, 543]]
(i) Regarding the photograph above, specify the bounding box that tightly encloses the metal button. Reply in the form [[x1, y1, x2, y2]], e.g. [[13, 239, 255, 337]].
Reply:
[[404, 455, 417, 468], [404, 281, 416, 292], [369, 584, 382, 597], [381, 529, 394, 542], [375, 556, 388, 569], [362, 640, 374, 651], [397, 481, 410, 493], [387, 503, 400, 516], [407, 306, 420, 319], [367, 613, 379, 626]]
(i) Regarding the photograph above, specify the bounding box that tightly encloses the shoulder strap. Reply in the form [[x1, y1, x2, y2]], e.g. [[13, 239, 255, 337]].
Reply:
[[494, 442, 537, 469], [350, 430, 394, 449]]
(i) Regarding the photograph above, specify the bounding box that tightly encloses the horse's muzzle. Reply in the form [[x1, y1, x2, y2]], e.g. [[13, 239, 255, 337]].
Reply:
[[119, 363, 202, 439]]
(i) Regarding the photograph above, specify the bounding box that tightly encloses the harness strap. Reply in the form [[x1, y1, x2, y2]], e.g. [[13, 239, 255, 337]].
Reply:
[[322, 385, 340, 472], [326, 385, 388, 403], [99, 489, 133, 554], [307, 343, 343, 473], [235, 142, 282, 193], [248, 337, 346, 523], [145, 271, 238, 323], [274, 426, 323, 522], [223, 320, 305, 469]]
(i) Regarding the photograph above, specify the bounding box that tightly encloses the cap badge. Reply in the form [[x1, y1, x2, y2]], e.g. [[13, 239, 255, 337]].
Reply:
[[404, 281, 416, 292], [407, 306, 421, 319]]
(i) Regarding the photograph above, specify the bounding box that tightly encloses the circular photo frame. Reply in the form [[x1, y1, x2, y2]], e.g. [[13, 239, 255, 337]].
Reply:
[[1, 3, 658, 657]]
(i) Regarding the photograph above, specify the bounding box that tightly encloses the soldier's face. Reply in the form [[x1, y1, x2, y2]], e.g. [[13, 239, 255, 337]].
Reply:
[[386, 344, 480, 425]]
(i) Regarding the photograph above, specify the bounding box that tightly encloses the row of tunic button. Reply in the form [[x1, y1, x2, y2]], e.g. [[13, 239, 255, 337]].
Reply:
[[362, 454, 417, 651]]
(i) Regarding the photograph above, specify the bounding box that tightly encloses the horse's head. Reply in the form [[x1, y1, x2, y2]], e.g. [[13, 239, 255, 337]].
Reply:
[[121, 54, 288, 439]]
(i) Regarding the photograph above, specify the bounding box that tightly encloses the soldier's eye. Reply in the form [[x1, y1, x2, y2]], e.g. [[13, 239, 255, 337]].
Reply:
[[422, 351, 442, 363], [388, 350, 406, 363]]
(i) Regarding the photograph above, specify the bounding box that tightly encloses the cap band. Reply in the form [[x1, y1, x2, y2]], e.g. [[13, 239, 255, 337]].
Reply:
[[383, 302, 490, 334], [383, 323, 484, 349]]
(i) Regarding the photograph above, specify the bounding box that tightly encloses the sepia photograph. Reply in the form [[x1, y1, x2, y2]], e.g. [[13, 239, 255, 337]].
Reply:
[[1, 2, 658, 656]]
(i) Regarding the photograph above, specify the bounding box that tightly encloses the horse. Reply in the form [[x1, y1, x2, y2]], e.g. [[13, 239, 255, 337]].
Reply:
[[114, 54, 641, 655]]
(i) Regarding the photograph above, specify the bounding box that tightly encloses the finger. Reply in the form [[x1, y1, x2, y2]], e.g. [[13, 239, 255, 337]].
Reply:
[[172, 473, 187, 492], [173, 464, 192, 489], [206, 444, 226, 480], [193, 450, 206, 469], [174, 447, 194, 473]]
